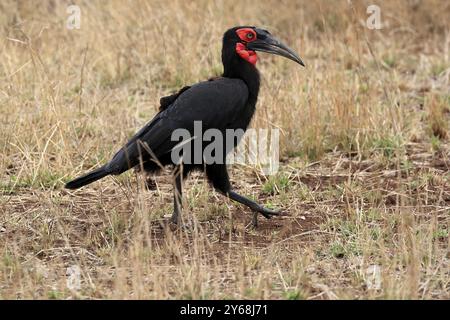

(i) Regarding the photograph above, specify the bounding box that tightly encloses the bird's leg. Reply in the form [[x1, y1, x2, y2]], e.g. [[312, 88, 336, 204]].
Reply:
[[206, 164, 279, 227], [171, 166, 183, 224]]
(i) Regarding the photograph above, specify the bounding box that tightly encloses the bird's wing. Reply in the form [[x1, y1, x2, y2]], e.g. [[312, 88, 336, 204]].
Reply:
[[106, 78, 249, 174], [159, 85, 191, 111], [166, 78, 248, 129]]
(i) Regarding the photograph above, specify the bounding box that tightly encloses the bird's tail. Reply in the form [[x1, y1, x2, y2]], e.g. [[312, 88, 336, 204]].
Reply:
[[65, 165, 110, 190]]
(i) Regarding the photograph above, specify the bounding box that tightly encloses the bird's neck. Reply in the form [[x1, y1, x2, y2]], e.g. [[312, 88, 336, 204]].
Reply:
[[222, 57, 260, 105]]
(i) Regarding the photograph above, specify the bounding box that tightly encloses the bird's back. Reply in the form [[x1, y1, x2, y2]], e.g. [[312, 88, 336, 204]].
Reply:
[[105, 78, 250, 174]]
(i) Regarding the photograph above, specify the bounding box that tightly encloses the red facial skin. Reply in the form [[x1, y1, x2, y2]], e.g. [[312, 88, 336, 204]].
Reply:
[[235, 28, 258, 65]]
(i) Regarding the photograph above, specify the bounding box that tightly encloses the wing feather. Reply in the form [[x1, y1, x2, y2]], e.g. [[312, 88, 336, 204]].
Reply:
[[106, 78, 249, 174]]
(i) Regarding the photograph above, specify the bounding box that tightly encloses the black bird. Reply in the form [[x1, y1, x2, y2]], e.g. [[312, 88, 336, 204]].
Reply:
[[66, 26, 304, 226]]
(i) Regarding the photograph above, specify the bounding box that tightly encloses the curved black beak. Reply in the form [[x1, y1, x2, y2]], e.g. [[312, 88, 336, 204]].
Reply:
[[247, 34, 305, 67]]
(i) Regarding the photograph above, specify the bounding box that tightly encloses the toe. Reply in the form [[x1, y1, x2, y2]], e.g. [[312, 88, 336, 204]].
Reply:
[[259, 207, 281, 219]]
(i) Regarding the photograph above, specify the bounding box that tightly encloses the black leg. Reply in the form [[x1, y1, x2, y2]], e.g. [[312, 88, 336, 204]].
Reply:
[[206, 164, 279, 226], [171, 165, 183, 224]]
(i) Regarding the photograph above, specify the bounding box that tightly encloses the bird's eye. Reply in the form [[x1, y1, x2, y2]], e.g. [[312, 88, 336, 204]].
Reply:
[[236, 28, 257, 42]]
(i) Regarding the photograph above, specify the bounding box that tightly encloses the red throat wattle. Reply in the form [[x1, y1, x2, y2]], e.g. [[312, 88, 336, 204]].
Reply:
[[235, 43, 258, 65]]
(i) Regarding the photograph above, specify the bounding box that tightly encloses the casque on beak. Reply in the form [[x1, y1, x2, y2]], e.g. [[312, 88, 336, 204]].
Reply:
[[247, 34, 305, 67]]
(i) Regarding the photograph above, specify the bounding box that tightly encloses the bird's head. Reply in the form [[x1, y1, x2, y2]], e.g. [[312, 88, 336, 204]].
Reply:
[[223, 26, 305, 67]]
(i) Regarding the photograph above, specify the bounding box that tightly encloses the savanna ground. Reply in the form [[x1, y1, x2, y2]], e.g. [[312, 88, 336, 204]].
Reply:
[[0, 0, 449, 299]]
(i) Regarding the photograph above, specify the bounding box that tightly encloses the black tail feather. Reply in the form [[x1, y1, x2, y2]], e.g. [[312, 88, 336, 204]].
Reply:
[[65, 166, 110, 189]]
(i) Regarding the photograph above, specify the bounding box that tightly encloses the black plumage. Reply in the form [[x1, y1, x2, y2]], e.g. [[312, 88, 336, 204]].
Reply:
[[66, 26, 304, 226]]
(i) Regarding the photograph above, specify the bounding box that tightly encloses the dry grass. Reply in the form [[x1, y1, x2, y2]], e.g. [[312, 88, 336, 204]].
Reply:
[[0, 0, 449, 299]]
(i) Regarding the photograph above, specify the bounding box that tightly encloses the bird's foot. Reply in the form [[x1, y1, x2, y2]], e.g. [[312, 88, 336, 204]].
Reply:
[[258, 206, 281, 219], [166, 213, 195, 232], [170, 214, 180, 225], [251, 207, 281, 228]]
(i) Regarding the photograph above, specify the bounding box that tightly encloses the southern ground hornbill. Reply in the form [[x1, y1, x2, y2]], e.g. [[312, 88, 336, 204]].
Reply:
[[66, 26, 304, 227]]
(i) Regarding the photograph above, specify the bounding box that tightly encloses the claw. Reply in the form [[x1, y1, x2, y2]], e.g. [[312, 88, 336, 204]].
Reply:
[[250, 207, 281, 228], [258, 207, 280, 219]]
